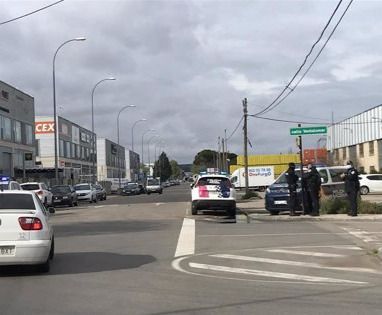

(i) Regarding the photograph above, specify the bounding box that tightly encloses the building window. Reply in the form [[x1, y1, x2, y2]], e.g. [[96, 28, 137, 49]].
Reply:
[[369, 141, 374, 156], [342, 148, 346, 160], [59, 140, 64, 157], [25, 124, 33, 145], [1, 116, 12, 141], [359, 143, 364, 157], [71, 143, 76, 159], [370, 165, 376, 174], [1, 90, 9, 100], [14, 120, 22, 143], [36, 139, 40, 156], [65, 141, 71, 158], [335, 149, 339, 161]]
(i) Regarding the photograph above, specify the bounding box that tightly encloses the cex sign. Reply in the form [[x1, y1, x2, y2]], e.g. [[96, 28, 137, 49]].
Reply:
[[35, 121, 55, 134]]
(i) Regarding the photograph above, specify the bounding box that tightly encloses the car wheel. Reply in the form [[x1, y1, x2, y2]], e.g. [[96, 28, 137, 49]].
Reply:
[[49, 238, 55, 260], [360, 186, 369, 195], [227, 205, 236, 218], [37, 258, 50, 273], [269, 210, 279, 215], [147, 192, 151, 195], [191, 202, 198, 215], [94, 196, 98, 203], [75, 200, 79, 206], [44, 198, 48, 206], [69, 199, 74, 207]]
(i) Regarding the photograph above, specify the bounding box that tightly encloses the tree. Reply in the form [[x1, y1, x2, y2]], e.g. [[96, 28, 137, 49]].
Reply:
[[192, 149, 237, 173], [170, 160, 182, 179], [153, 152, 172, 181]]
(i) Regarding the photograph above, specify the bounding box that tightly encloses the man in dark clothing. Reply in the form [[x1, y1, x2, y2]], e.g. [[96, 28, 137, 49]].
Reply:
[[286, 162, 300, 216], [343, 161, 360, 216], [304, 164, 322, 216]]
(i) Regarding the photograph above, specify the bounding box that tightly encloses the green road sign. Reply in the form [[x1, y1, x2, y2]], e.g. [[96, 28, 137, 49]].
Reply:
[[290, 126, 327, 135]]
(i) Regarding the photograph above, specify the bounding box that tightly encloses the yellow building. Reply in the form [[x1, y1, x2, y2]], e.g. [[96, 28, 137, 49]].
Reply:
[[230, 154, 300, 177]]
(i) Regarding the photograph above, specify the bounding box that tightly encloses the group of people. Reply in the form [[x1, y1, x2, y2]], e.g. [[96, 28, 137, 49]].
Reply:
[[285, 161, 360, 217]]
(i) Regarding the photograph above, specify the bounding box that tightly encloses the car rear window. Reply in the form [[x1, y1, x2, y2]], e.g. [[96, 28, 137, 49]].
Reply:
[[197, 177, 231, 186], [21, 184, 40, 190], [52, 186, 71, 193], [74, 184, 90, 190], [147, 179, 159, 186], [0, 194, 36, 209]]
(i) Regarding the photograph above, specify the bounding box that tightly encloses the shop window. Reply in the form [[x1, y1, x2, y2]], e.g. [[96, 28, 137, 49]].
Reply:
[[369, 141, 374, 156], [370, 166, 377, 174]]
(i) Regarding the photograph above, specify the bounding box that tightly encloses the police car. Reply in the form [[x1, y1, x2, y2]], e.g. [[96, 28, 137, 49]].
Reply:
[[0, 176, 21, 191], [191, 172, 236, 217]]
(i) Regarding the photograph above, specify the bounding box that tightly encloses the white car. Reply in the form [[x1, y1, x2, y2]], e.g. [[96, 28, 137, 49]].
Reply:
[[191, 173, 236, 216], [0, 176, 21, 190], [21, 182, 53, 206], [0, 190, 55, 272], [359, 174, 382, 195], [74, 183, 97, 203]]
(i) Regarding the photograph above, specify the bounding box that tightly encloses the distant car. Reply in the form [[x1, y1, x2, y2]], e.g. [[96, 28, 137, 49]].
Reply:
[[163, 181, 171, 188], [359, 174, 382, 195], [21, 182, 53, 206], [51, 185, 78, 207], [0, 176, 21, 191], [138, 184, 146, 194], [74, 183, 97, 203], [0, 190, 55, 272], [95, 184, 107, 201], [121, 183, 140, 195], [146, 178, 163, 194], [191, 173, 236, 217]]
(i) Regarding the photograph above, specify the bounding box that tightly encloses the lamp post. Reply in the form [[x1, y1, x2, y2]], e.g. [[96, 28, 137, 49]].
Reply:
[[91, 77, 116, 183], [53, 37, 86, 184], [141, 129, 155, 169], [147, 135, 159, 177], [131, 118, 147, 152], [117, 105, 136, 189]]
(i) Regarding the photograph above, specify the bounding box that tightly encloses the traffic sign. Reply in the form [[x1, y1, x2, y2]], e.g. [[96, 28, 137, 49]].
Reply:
[[290, 126, 327, 135]]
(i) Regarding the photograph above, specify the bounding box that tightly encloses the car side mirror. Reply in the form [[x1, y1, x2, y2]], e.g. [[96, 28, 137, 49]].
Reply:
[[190, 183, 194, 188], [48, 207, 55, 214]]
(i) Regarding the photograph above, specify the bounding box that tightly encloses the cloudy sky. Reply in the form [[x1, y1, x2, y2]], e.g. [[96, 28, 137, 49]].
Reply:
[[1, 0, 382, 163]]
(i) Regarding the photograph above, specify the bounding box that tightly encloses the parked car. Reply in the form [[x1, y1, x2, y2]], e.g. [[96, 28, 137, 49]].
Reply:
[[0, 176, 21, 190], [121, 182, 141, 195], [138, 184, 146, 194], [265, 165, 349, 215], [95, 184, 107, 200], [191, 173, 236, 217], [359, 174, 382, 195], [73, 183, 97, 203], [21, 182, 53, 206], [0, 190, 55, 272], [51, 185, 78, 207], [146, 178, 163, 194]]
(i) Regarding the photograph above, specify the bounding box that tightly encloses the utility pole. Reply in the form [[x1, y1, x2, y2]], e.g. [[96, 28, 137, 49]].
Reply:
[[217, 136, 221, 171], [221, 137, 225, 172], [243, 98, 249, 195], [224, 129, 228, 173]]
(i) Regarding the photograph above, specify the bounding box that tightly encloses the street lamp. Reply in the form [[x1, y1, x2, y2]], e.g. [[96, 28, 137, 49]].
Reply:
[[147, 135, 159, 176], [117, 105, 136, 189], [131, 118, 147, 152], [53, 37, 86, 184], [141, 129, 155, 168], [91, 77, 116, 183]]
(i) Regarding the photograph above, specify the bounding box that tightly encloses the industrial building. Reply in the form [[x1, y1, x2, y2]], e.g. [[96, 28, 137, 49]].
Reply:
[[35, 115, 96, 184], [125, 148, 140, 181], [0, 81, 35, 178], [97, 138, 126, 181], [327, 104, 382, 173]]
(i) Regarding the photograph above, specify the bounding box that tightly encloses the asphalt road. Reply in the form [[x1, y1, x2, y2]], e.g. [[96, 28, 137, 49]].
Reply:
[[1, 184, 382, 315]]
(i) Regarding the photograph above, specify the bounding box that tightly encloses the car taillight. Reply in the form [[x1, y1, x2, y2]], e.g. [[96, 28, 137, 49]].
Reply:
[[18, 217, 43, 230], [37, 190, 44, 195], [199, 185, 209, 198]]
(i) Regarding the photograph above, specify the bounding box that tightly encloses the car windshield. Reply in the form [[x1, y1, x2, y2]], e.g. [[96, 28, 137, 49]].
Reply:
[[147, 179, 159, 186], [21, 184, 40, 190], [274, 170, 303, 184], [51, 186, 71, 193], [0, 194, 36, 209], [0, 184, 9, 190], [197, 177, 231, 186], [74, 184, 91, 191]]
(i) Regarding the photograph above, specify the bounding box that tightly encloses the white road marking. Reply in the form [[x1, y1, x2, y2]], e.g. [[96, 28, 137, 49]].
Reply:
[[267, 249, 345, 258], [94, 205, 104, 208], [174, 218, 195, 257], [189, 262, 367, 284], [342, 227, 379, 243], [156, 203, 164, 206], [211, 254, 381, 274]]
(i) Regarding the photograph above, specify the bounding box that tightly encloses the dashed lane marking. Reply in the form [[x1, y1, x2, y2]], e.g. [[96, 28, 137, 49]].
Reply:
[[211, 254, 381, 274], [174, 218, 195, 258], [342, 227, 379, 243], [266, 249, 345, 258], [188, 262, 367, 285]]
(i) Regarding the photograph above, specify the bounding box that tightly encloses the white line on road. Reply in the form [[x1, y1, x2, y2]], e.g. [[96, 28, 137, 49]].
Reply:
[[94, 205, 104, 208], [211, 254, 381, 274], [266, 249, 345, 258], [174, 218, 195, 257], [189, 262, 367, 284], [342, 227, 379, 243]]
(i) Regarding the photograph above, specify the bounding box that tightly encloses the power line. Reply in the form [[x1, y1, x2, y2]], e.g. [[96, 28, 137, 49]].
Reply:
[[255, 0, 348, 117], [226, 116, 244, 141], [258, 0, 354, 117], [0, 0, 64, 26]]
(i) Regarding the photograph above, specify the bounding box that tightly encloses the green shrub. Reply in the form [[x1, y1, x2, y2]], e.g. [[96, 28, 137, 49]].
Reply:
[[320, 197, 382, 214]]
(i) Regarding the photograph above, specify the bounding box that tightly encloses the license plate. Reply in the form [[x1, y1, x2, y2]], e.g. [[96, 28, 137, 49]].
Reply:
[[0, 246, 15, 256], [274, 200, 287, 205]]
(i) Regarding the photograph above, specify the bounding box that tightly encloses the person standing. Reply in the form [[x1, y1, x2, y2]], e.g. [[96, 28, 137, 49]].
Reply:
[[305, 164, 322, 216], [343, 161, 360, 216], [286, 162, 300, 216]]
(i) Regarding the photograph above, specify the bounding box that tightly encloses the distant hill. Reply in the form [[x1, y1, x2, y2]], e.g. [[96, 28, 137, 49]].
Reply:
[[179, 164, 192, 172]]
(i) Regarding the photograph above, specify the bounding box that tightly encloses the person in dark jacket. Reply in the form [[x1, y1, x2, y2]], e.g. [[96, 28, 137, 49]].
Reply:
[[304, 164, 322, 216], [286, 162, 300, 216], [343, 161, 360, 216]]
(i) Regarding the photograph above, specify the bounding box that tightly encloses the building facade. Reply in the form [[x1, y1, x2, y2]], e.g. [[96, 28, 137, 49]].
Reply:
[[35, 116, 96, 184], [0, 81, 35, 178], [97, 138, 125, 181], [327, 105, 382, 173], [125, 149, 140, 181]]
